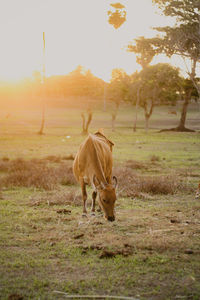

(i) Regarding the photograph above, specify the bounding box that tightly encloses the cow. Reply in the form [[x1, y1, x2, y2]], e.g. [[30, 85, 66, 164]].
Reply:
[[73, 131, 117, 221]]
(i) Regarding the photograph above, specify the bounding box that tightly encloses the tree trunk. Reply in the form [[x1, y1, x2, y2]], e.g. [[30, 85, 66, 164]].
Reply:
[[38, 100, 45, 135], [145, 114, 149, 134], [111, 113, 116, 132], [85, 110, 92, 133], [189, 57, 200, 99], [111, 102, 119, 132], [133, 85, 141, 132], [143, 99, 154, 133], [160, 90, 195, 132], [38, 94, 46, 135], [177, 94, 189, 130], [81, 109, 93, 135]]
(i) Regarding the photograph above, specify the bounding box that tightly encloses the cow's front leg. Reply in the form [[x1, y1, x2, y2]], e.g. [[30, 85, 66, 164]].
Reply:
[[91, 191, 97, 216], [81, 179, 87, 217]]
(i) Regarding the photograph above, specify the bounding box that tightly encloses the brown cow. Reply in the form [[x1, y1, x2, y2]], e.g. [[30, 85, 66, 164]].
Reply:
[[73, 131, 117, 221]]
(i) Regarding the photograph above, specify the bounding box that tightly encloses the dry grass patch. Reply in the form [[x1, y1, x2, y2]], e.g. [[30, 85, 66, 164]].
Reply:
[[114, 165, 192, 197], [43, 154, 74, 162], [0, 158, 76, 190], [29, 189, 82, 207], [125, 160, 149, 170], [0, 160, 10, 172], [43, 155, 62, 163], [177, 167, 200, 178]]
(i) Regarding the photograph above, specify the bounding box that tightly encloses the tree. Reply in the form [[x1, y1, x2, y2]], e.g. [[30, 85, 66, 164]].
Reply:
[[107, 69, 130, 131], [63, 66, 104, 135], [127, 37, 156, 131], [160, 78, 199, 132], [132, 63, 181, 132], [150, 0, 200, 131]]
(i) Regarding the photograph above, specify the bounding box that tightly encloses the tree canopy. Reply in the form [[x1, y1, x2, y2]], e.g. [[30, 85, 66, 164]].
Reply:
[[127, 36, 156, 69], [107, 2, 126, 29], [152, 0, 200, 94]]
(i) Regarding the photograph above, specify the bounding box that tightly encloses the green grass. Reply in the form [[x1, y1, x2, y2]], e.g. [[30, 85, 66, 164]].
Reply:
[[0, 103, 200, 299]]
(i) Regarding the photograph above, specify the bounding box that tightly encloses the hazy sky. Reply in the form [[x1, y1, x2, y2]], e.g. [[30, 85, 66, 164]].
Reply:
[[0, 0, 179, 81]]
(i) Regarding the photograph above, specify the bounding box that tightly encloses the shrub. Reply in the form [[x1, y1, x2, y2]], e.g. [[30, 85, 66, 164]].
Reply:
[[3, 166, 57, 190], [0, 160, 10, 172], [2, 157, 9, 162], [54, 164, 77, 186], [1, 158, 76, 190], [113, 165, 191, 197]]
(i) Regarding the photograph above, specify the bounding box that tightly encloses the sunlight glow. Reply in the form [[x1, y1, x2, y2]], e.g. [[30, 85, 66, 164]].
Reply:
[[0, 0, 175, 82]]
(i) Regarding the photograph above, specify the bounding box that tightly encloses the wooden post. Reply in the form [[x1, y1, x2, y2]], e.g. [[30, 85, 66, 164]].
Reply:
[[103, 82, 106, 111], [38, 32, 46, 135]]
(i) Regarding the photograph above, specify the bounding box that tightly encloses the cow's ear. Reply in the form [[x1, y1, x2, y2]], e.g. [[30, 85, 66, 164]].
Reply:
[[113, 176, 118, 189]]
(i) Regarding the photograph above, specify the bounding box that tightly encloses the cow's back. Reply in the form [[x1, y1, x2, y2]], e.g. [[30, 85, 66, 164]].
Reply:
[[73, 134, 113, 185]]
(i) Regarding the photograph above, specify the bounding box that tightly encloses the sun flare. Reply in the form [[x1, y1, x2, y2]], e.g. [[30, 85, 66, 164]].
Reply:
[[0, 0, 175, 83]]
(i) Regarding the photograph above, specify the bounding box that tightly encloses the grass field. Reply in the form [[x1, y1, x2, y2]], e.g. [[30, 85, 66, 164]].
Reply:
[[0, 101, 200, 300]]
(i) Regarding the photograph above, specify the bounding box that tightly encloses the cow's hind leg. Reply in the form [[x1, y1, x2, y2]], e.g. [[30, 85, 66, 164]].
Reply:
[[81, 179, 87, 217], [91, 191, 97, 216]]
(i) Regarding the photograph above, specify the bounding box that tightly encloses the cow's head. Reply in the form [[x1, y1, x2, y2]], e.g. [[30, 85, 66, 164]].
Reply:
[[93, 175, 118, 222]]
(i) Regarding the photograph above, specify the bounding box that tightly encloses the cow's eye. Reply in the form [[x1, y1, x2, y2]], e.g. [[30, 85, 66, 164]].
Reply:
[[103, 199, 106, 203]]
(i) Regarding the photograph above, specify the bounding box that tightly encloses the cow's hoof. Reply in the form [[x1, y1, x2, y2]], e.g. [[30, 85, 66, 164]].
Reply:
[[82, 213, 87, 218], [90, 212, 95, 217]]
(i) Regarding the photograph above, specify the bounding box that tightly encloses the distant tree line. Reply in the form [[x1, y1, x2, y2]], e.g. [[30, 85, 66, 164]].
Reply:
[[0, 61, 198, 133], [0, 0, 199, 134]]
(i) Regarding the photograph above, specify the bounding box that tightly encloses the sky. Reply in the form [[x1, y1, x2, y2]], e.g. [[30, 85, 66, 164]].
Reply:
[[0, 0, 181, 82]]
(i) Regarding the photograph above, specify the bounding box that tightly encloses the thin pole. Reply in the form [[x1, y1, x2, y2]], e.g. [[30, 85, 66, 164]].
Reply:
[[38, 32, 46, 135], [42, 32, 46, 83], [103, 82, 106, 111]]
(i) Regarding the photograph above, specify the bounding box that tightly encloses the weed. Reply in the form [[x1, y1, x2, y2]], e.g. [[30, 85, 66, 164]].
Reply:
[[150, 155, 161, 162]]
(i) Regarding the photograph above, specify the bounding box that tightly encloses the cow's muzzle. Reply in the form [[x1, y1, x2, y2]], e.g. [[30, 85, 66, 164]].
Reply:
[[107, 216, 115, 222]]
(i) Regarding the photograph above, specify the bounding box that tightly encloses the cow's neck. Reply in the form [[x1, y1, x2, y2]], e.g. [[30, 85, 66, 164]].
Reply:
[[91, 144, 108, 186]]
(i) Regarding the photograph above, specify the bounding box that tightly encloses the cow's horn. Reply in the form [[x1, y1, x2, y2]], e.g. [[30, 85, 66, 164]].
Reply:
[[113, 176, 118, 188]]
